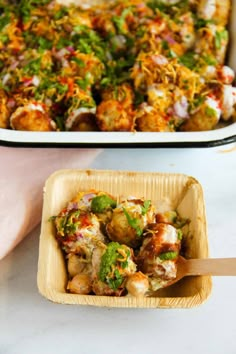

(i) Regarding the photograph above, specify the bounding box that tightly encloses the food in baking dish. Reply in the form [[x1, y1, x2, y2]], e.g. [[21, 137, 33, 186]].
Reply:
[[50, 190, 189, 297], [0, 0, 235, 132]]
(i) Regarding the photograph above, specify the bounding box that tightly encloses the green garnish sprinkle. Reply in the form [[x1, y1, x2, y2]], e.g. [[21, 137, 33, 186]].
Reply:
[[99, 242, 130, 290], [141, 200, 151, 215], [91, 195, 117, 213], [159, 251, 178, 261], [123, 207, 142, 237]]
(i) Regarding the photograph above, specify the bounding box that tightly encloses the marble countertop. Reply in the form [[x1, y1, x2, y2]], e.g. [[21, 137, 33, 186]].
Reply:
[[1, 145, 236, 354]]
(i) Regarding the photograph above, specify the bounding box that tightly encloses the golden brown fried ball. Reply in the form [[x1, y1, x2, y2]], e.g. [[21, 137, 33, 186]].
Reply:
[[67, 273, 92, 295], [100, 84, 134, 109], [0, 91, 11, 129], [135, 104, 171, 132], [106, 199, 156, 248], [67, 253, 92, 278], [180, 96, 221, 131], [126, 272, 149, 297], [96, 100, 135, 131], [10, 103, 56, 131], [198, 0, 230, 26], [194, 25, 229, 64]]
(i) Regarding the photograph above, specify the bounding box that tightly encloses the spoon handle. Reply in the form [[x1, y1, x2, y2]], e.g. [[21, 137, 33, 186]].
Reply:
[[186, 258, 236, 276]]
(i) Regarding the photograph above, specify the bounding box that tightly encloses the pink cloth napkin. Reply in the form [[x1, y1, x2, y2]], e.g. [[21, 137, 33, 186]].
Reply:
[[0, 146, 102, 260]]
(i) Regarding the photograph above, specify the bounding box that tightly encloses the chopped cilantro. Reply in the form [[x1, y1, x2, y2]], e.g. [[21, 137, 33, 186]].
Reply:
[[194, 17, 215, 30], [0, 13, 10, 31], [134, 91, 145, 107], [112, 8, 132, 34], [0, 33, 8, 44], [70, 57, 86, 68], [54, 209, 81, 237], [162, 40, 169, 50], [23, 58, 41, 75], [56, 37, 74, 50], [179, 52, 196, 69], [159, 251, 178, 261], [54, 116, 65, 131], [123, 207, 142, 237], [202, 55, 217, 66], [215, 30, 228, 50], [38, 37, 53, 50], [76, 73, 91, 91], [190, 95, 205, 111], [53, 7, 68, 20], [177, 229, 183, 240], [141, 200, 151, 215], [136, 27, 146, 38]]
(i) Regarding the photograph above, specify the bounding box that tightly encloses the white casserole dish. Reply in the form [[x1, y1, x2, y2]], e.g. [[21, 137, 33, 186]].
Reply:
[[0, 0, 236, 147]]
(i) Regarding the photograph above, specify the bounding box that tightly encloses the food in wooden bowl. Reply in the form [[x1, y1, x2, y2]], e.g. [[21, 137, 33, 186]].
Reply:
[[49, 189, 189, 297], [37, 169, 212, 308]]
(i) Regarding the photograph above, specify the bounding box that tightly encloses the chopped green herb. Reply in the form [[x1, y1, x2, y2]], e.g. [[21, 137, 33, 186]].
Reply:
[[162, 40, 169, 50], [56, 37, 74, 50], [0, 13, 10, 31], [177, 229, 183, 240], [141, 200, 151, 215], [112, 8, 132, 34], [70, 57, 86, 68], [179, 52, 196, 69], [53, 7, 68, 20], [202, 55, 217, 66], [54, 116, 65, 131], [134, 91, 145, 106], [194, 17, 215, 30], [38, 37, 53, 50], [76, 73, 91, 91], [123, 208, 142, 237], [23, 58, 41, 75], [0, 33, 8, 44], [159, 251, 178, 261], [215, 30, 228, 50]]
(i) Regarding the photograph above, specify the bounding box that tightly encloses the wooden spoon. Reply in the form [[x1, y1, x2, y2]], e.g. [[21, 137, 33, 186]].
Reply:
[[163, 256, 236, 287]]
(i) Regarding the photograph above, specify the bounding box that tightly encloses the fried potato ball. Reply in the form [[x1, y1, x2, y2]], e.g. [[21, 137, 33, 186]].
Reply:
[[92, 278, 124, 296], [100, 83, 134, 108], [67, 253, 92, 278], [106, 198, 156, 248], [54, 209, 105, 255], [180, 96, 221, 131], [126, 272, 149, 297], [135, 104, 171, 132], [96, 100, 135, 131], [70, 52, 104, 85], [67, 273, 92, 295], [10, 103, 56, 131], [0, 91, 11, 128], [91, 242, 136, 296], [198, 0, 230, 26], [194, 25, 229, 64]]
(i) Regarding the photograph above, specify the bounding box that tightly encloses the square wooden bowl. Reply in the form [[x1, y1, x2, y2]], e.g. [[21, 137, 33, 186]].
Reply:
[[37, 169, 212, 308]]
